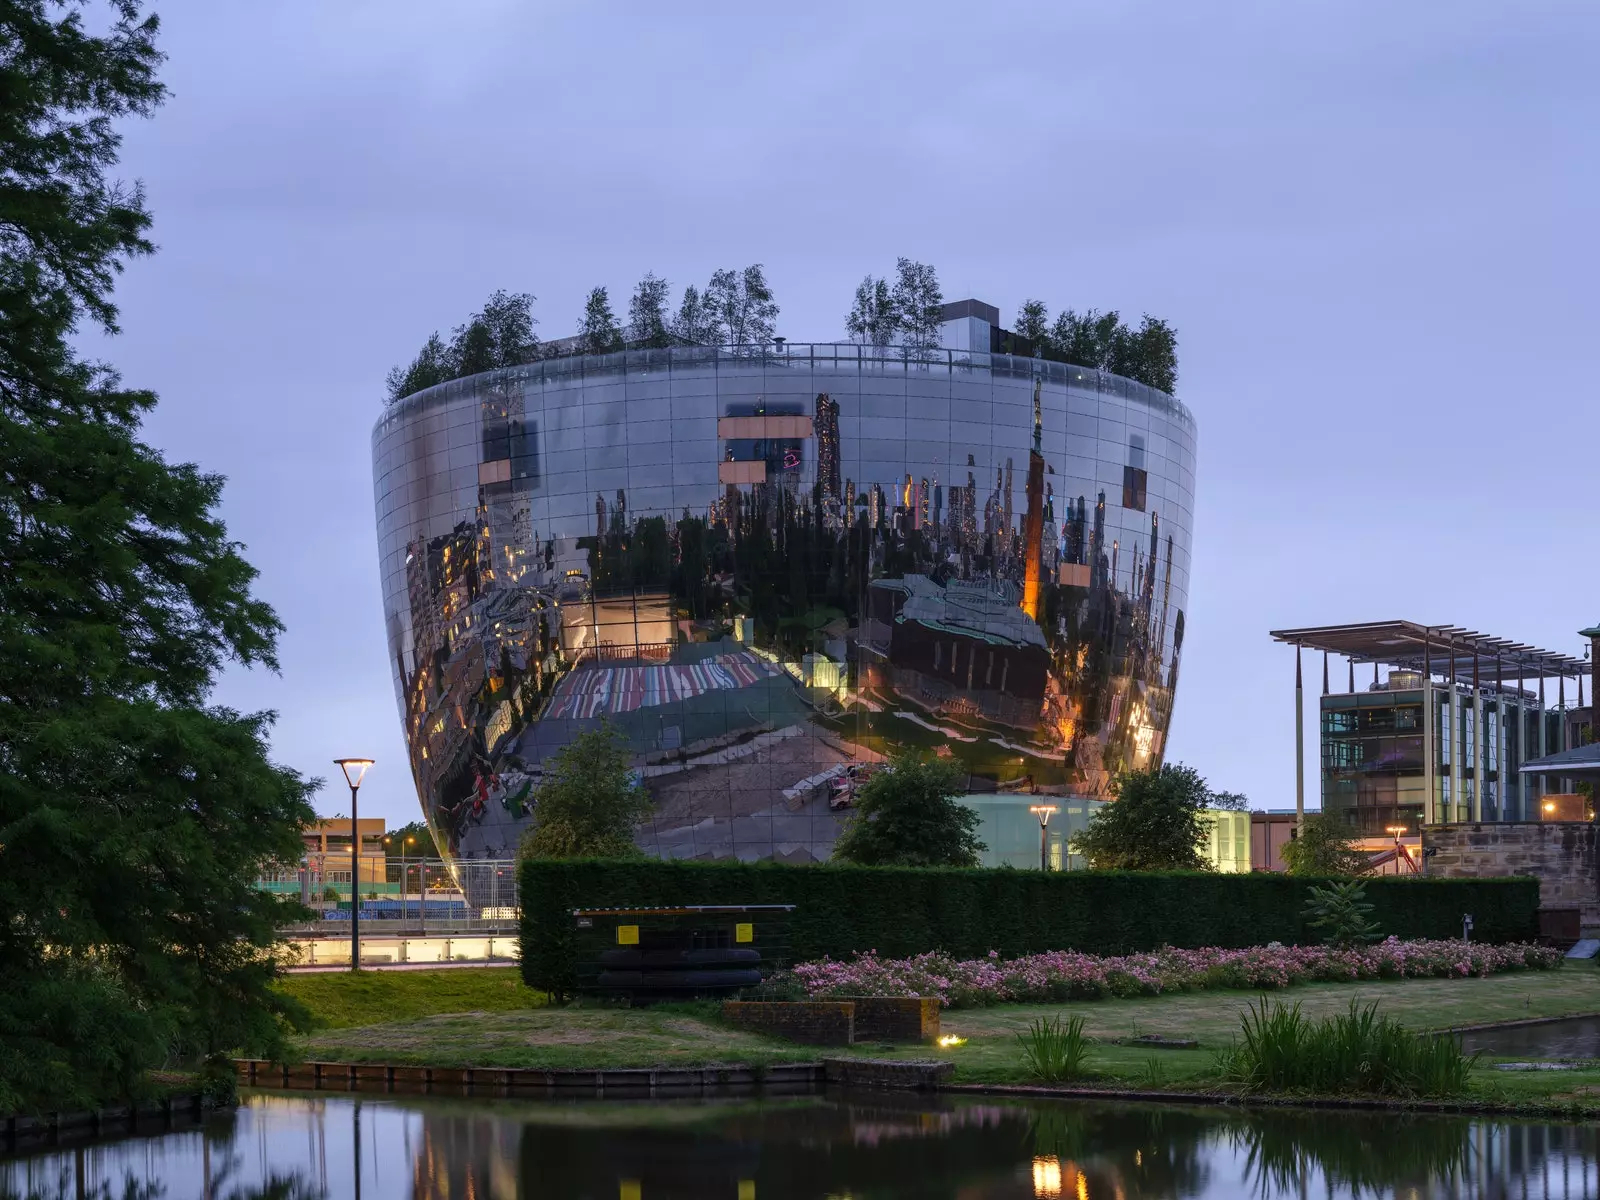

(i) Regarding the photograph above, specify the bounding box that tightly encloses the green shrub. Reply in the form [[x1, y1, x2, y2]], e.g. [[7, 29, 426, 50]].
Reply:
[[1018, 1016, 1092, 1083], [1217, 998, 1478, 1097], [518, 858, 1539, 997], [1303, 880, 1381, 947]]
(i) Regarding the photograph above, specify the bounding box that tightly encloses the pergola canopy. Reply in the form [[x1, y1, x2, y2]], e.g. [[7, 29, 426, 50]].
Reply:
[[1269, 620, 1586, 681], [1520, 744, 1600, 781]]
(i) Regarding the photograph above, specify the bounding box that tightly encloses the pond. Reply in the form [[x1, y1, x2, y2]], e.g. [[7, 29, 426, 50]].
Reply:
[[1461, 1015, 1600, 1061], [3, 1090, 1599, 1199]]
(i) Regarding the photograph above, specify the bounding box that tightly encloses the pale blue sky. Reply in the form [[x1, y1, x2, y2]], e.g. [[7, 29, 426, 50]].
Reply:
[[103, 0, 1598, 824]]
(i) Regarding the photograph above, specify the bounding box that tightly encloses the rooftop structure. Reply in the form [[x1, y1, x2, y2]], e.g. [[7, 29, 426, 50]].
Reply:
[[1270, 620, 1592, 835]]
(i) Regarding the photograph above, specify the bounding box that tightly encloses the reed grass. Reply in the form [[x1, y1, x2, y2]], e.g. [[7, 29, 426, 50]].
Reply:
[[1216, 997, 1477, 1097]]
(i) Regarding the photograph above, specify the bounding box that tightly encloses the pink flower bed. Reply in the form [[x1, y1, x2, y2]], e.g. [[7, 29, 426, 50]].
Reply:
[[790, 938, 1562, 1009]]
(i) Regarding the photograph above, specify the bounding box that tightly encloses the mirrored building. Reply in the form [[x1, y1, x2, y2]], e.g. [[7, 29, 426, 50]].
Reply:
[[372, 302, 1199, 865]]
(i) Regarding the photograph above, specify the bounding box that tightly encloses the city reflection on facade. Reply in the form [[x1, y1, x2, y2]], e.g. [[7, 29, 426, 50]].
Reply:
[[373, 343, 1199, 864]]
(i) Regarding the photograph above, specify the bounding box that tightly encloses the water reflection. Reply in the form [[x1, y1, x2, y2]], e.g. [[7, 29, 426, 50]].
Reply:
[[3, 1092, 1599, 1199]]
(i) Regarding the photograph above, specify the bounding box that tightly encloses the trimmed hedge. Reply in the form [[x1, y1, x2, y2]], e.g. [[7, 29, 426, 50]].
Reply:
[[518, 859, 1540, 997]]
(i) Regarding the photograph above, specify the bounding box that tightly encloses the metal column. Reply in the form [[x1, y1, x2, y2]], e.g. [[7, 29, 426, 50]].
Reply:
[[1295, 644, 1305, 830], [1422, 630, 1435, 827], [1472, 650, 1483, 823]]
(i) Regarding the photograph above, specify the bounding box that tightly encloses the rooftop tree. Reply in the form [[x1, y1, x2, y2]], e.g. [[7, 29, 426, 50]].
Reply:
[[891, 258, 944, 360], [846, 274, 897, 348], [705, 264, 778, 350], [672, 282, 717, 346], [0, 0, 317, 1112], [577, 286, 623, 355], [627, 271, 672, 348]]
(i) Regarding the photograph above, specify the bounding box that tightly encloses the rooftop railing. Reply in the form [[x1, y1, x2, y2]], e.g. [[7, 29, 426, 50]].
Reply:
[[380, 343, 1195, 431]]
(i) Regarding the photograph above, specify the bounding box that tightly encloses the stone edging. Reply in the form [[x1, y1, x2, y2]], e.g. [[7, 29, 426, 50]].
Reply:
[[1430, 1011, 1600, 1036], [1, 1095, 218, 1152], [236, 1056, 956, 1096], [940, 1081, 1599, 1118]]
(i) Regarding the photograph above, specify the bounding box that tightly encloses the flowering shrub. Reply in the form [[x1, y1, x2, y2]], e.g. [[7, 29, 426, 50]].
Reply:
[[788, 937, 1562, 1009]]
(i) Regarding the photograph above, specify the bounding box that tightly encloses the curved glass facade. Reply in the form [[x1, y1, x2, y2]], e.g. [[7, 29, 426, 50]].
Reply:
[[372, 345, 1199, 865]]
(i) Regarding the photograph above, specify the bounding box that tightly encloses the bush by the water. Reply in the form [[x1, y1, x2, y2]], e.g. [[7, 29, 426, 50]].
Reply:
[[520, 858, 1540, 997], [782, 938, 1560, 1008], [1217, 998, 1479, 1096]]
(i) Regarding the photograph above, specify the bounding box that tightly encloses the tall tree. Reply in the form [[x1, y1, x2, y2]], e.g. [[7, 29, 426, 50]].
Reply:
[[1280, 813, 1369, 876], [1015, 299, 1050, 349], [845, 274, 897, 348], [0, 0, 317, 1113], [385, 331, 451, 402], [627, 272, 672, 348], [672, 283, 716, 345], [891, 258, 944, 359], [705, 264, 778, 350], [1070, 764, 1212, 871], [476, 289, 540, 365], [519, 724, 651, 859], [831, 753, 985, 868], [577, 286, 623, 355]]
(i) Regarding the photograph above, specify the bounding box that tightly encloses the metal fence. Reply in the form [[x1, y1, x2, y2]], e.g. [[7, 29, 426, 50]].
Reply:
[[269, 856, 519, 936]]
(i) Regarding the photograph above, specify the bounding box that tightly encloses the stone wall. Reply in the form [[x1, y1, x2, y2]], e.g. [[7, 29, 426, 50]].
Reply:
[[852, 997, 941, 1044], [721, 1001, 855, 1046], [1424, 822, 1600, 935]]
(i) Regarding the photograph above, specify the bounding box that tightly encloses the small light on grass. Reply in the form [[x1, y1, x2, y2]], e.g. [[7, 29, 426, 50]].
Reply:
[[937, 1035, 966, 1048]]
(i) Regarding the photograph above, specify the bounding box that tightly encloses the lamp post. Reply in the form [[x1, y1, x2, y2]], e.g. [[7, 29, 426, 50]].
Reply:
[[1029, 804, 1059, 872], [335, 758, 374, 970], [1385, 824, 1407, 874]]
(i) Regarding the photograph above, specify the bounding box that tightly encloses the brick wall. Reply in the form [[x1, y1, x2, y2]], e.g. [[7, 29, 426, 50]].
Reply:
[[851, 997, 941, 1044], [721, 1001, 854, 1046], [1424, 822, 1600, 934]]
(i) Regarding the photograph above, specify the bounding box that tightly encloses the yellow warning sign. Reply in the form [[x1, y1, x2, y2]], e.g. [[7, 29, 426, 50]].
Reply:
[[735, 923, 753, 943], [617, 925, 639, 945]]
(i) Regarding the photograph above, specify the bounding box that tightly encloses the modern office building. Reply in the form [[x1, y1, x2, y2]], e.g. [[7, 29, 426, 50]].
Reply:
[[1270, 621, 1591, 836], [373, 300, 1199, 865]]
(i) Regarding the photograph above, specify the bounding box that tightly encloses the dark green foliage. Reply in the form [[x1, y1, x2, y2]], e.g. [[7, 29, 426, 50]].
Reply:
[[1014, 299, 1050, 347], [386, 819, 438, 860], [518, 859, 1539, 997], [705, 264, 778, 348], [1070, 763, 1212, 870], [1303, 880, 1381, 947], [1207, 789, 1249, 811], [0, 0, 315, 1114], [1282, 811, 1369, 875], [1016, 305, 1178, 394], [831, 753, 985, 868], [1217, 998, 1478, 1096], [1018, 1015, 1091, 1082], [845, 274, 896, 347], [385, 289, 539, 402], [627, 271, 672, 348], [518, 723, 651, 859], [577, 285, 623, 355], [890, 258, 942, 357]]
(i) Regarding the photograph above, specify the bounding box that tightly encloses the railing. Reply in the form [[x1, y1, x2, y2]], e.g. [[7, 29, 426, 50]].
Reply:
[[382, 343, 1195, 430], [268, 856, 519, 936]]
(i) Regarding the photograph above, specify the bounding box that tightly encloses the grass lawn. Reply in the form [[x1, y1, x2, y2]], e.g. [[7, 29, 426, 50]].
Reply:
[[277, 967, 543, 1030], [280, 965, 1600, 1112]]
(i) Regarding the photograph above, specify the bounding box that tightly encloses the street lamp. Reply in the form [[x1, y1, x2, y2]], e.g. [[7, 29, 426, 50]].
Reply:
[[335, 758, 374, 970], [1029, 804, 1059, 872], [1385, 824, 1407, 874]]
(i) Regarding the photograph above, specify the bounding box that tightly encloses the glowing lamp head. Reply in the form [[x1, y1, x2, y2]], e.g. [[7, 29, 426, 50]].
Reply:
[[335, 758, 375, 790], [1029, 804, 1059, 826]]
